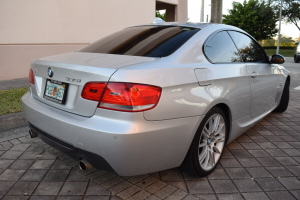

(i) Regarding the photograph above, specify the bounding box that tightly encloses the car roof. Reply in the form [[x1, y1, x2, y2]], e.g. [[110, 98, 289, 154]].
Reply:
[[130, 22, 212, 29], [130, 22, 243, 33]]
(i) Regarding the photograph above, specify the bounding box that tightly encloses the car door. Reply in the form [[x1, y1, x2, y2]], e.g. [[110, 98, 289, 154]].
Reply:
[[228, 31, 281, 117], [203, 31, 251, 121]]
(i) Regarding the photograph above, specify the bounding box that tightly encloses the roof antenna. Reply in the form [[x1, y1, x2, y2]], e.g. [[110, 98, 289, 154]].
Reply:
[[152, 17, 165, 24]]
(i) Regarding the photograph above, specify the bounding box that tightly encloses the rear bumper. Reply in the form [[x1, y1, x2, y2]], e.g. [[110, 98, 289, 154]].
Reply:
[[29, 123, 116, 173], [22, 91, 203, 176]]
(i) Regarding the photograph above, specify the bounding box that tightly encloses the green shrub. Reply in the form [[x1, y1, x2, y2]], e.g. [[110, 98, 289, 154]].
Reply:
[[263, 46, 297, 50]]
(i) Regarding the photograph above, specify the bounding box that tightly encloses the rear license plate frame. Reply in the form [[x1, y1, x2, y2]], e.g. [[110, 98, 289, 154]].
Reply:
[[43, 79, 69, 104]]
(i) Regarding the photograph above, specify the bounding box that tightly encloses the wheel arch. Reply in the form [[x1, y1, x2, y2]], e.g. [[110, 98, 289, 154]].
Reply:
[[286, 75, 291, 83], [180, 103, 232, 176], [181, 102, 232, 164]]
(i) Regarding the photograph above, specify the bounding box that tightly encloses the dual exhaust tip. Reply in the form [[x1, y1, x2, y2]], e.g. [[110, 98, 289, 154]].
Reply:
[[29, 130, 38, 138], [29, 130, 93, 172], [79, 160, 93, 171]]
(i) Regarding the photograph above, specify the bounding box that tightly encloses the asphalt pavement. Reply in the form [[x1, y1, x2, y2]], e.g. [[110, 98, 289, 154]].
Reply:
[[283, 57, 300, 89], [0, 58, 299, 200]]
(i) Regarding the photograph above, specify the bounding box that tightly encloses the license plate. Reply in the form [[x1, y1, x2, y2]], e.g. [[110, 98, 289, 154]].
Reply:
[[43, 79, 68, 104]]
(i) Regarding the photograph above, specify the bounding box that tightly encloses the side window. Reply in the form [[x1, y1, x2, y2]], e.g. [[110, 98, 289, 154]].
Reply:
[[228, 31, 267, 63], [204, 31, 242, 63]]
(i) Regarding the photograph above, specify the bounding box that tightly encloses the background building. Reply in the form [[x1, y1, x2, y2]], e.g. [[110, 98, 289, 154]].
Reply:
[[0, 0, 187, 81]]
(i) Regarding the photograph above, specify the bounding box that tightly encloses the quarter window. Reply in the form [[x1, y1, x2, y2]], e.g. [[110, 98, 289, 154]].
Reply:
[[204, 31, 242, 63], [228, 31, 267, 63]]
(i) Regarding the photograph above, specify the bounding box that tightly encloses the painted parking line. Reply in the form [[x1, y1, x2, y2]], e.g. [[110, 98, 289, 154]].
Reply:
[[294, 86, 300, 90]]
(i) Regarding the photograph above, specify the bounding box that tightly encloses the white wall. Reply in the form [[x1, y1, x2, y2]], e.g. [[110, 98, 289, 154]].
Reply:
[[0, 0, 155, 80], [0, 44, 88, 81], [0, 0, 187, 80], [0, 0, 155, 44]]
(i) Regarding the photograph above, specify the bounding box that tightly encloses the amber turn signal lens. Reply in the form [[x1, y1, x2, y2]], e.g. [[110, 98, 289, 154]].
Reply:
[[29, 69, 35, 84]]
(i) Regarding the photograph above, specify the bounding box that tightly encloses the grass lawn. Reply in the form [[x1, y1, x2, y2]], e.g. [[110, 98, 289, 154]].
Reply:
[[0, 87, 28, 115], [264, 49, 295, 57]]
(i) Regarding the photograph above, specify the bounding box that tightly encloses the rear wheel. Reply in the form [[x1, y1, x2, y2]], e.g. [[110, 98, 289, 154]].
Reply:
[[182, 107, 227, 177], [273, 79, 290, 113]]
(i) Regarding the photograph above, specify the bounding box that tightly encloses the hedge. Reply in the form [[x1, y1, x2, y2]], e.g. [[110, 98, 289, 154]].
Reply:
[[263, 46, 297, 50]]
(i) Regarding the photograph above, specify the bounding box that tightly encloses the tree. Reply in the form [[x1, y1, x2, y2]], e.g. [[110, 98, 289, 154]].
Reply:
[[223, 0, 278, 41], [155, 10, 166, 21], [268, 0, 300, 31]]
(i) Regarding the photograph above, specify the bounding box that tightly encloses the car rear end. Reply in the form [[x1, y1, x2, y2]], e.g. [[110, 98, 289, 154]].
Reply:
[[23, 52, 163, 172]]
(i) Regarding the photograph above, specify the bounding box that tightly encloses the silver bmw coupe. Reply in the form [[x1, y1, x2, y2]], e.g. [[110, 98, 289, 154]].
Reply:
[[22, 21, 290, 177]]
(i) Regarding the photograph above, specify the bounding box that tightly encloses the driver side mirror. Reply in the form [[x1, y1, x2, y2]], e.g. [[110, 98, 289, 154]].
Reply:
[[270, 54, 285, 64]]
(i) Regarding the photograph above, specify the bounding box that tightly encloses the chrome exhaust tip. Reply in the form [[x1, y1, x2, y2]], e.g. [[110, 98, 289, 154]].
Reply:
[[79, 160, 93, 171], [29, 130, 38, 138]]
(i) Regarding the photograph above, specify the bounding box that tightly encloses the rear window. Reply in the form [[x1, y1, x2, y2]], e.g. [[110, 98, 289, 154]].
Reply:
[[79, 26, 199, 57]]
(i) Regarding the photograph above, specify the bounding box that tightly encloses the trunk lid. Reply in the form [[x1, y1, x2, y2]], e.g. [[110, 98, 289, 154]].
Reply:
[[30, 52, 156, 117]]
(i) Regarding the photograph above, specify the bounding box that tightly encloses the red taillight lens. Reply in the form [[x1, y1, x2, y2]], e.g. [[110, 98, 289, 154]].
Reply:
[[81, 82, 106, 101], [99, 82, 162, 112], [29, 69, 35, 84], [81, 82, 162, 112]]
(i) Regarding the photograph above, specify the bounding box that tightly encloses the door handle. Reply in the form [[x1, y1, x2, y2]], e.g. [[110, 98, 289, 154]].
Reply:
[[251, 72, 257, 78]]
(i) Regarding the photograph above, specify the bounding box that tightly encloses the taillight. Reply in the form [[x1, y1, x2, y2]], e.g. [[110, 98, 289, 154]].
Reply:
[[81, 82, 162, 112], [99, 82, 162, 112], [29, 69, 35, 84], [81, 82, 106, 101]]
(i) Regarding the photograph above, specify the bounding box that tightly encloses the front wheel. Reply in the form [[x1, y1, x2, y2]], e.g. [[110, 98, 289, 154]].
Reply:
[[295, 55, 300, 63], [181, 107, 227, 177], [273, 78, 290, 113]]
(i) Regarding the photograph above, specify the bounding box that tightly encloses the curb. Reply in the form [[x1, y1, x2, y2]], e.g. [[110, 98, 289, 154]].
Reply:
[[0, 112, 28, 132], [0, 78, 28, 90]]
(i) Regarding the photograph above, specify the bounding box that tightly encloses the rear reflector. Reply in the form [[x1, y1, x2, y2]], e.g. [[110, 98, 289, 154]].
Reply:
[[29, 69, 35, 84], [81, 82, 162, 112]]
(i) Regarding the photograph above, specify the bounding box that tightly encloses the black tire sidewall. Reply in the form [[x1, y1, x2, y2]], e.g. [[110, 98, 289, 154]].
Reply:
[[295, 55, 300, 63], [273, 78, 290, 112]]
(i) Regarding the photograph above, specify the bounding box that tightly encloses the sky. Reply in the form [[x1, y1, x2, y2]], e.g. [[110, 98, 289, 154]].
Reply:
[[187, 0, 300, 40]]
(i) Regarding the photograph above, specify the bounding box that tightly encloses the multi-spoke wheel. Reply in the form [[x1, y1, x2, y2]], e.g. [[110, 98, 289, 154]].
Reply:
[[198, 113, 226, 171], [181, 107, 228, 176]]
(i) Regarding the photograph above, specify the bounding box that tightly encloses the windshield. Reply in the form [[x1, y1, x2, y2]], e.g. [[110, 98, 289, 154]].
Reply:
[[79, 26, 199, 57]]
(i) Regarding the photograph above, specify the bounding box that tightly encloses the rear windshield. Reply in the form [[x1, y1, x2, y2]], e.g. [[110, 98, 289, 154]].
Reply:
[[79, 26, 199, 57]]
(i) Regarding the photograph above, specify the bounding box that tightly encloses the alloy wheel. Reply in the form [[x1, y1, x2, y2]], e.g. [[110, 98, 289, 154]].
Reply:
[[198, 113, 226, 171]]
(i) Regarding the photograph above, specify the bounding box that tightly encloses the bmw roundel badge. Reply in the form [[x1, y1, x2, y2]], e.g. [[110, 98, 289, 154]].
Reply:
[[48, 67, 53, 77]]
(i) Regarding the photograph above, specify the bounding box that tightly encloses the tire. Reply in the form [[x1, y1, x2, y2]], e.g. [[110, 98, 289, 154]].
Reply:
[[273, 78, 290, 113], [295, 55, 300, 63], [181, 107, 227, 177]]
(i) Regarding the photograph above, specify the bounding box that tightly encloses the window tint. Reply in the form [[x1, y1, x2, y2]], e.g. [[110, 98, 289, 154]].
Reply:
[[204, 31, 242, 63], [79, 26, 199, 57], [228, 31, 267, 63]]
